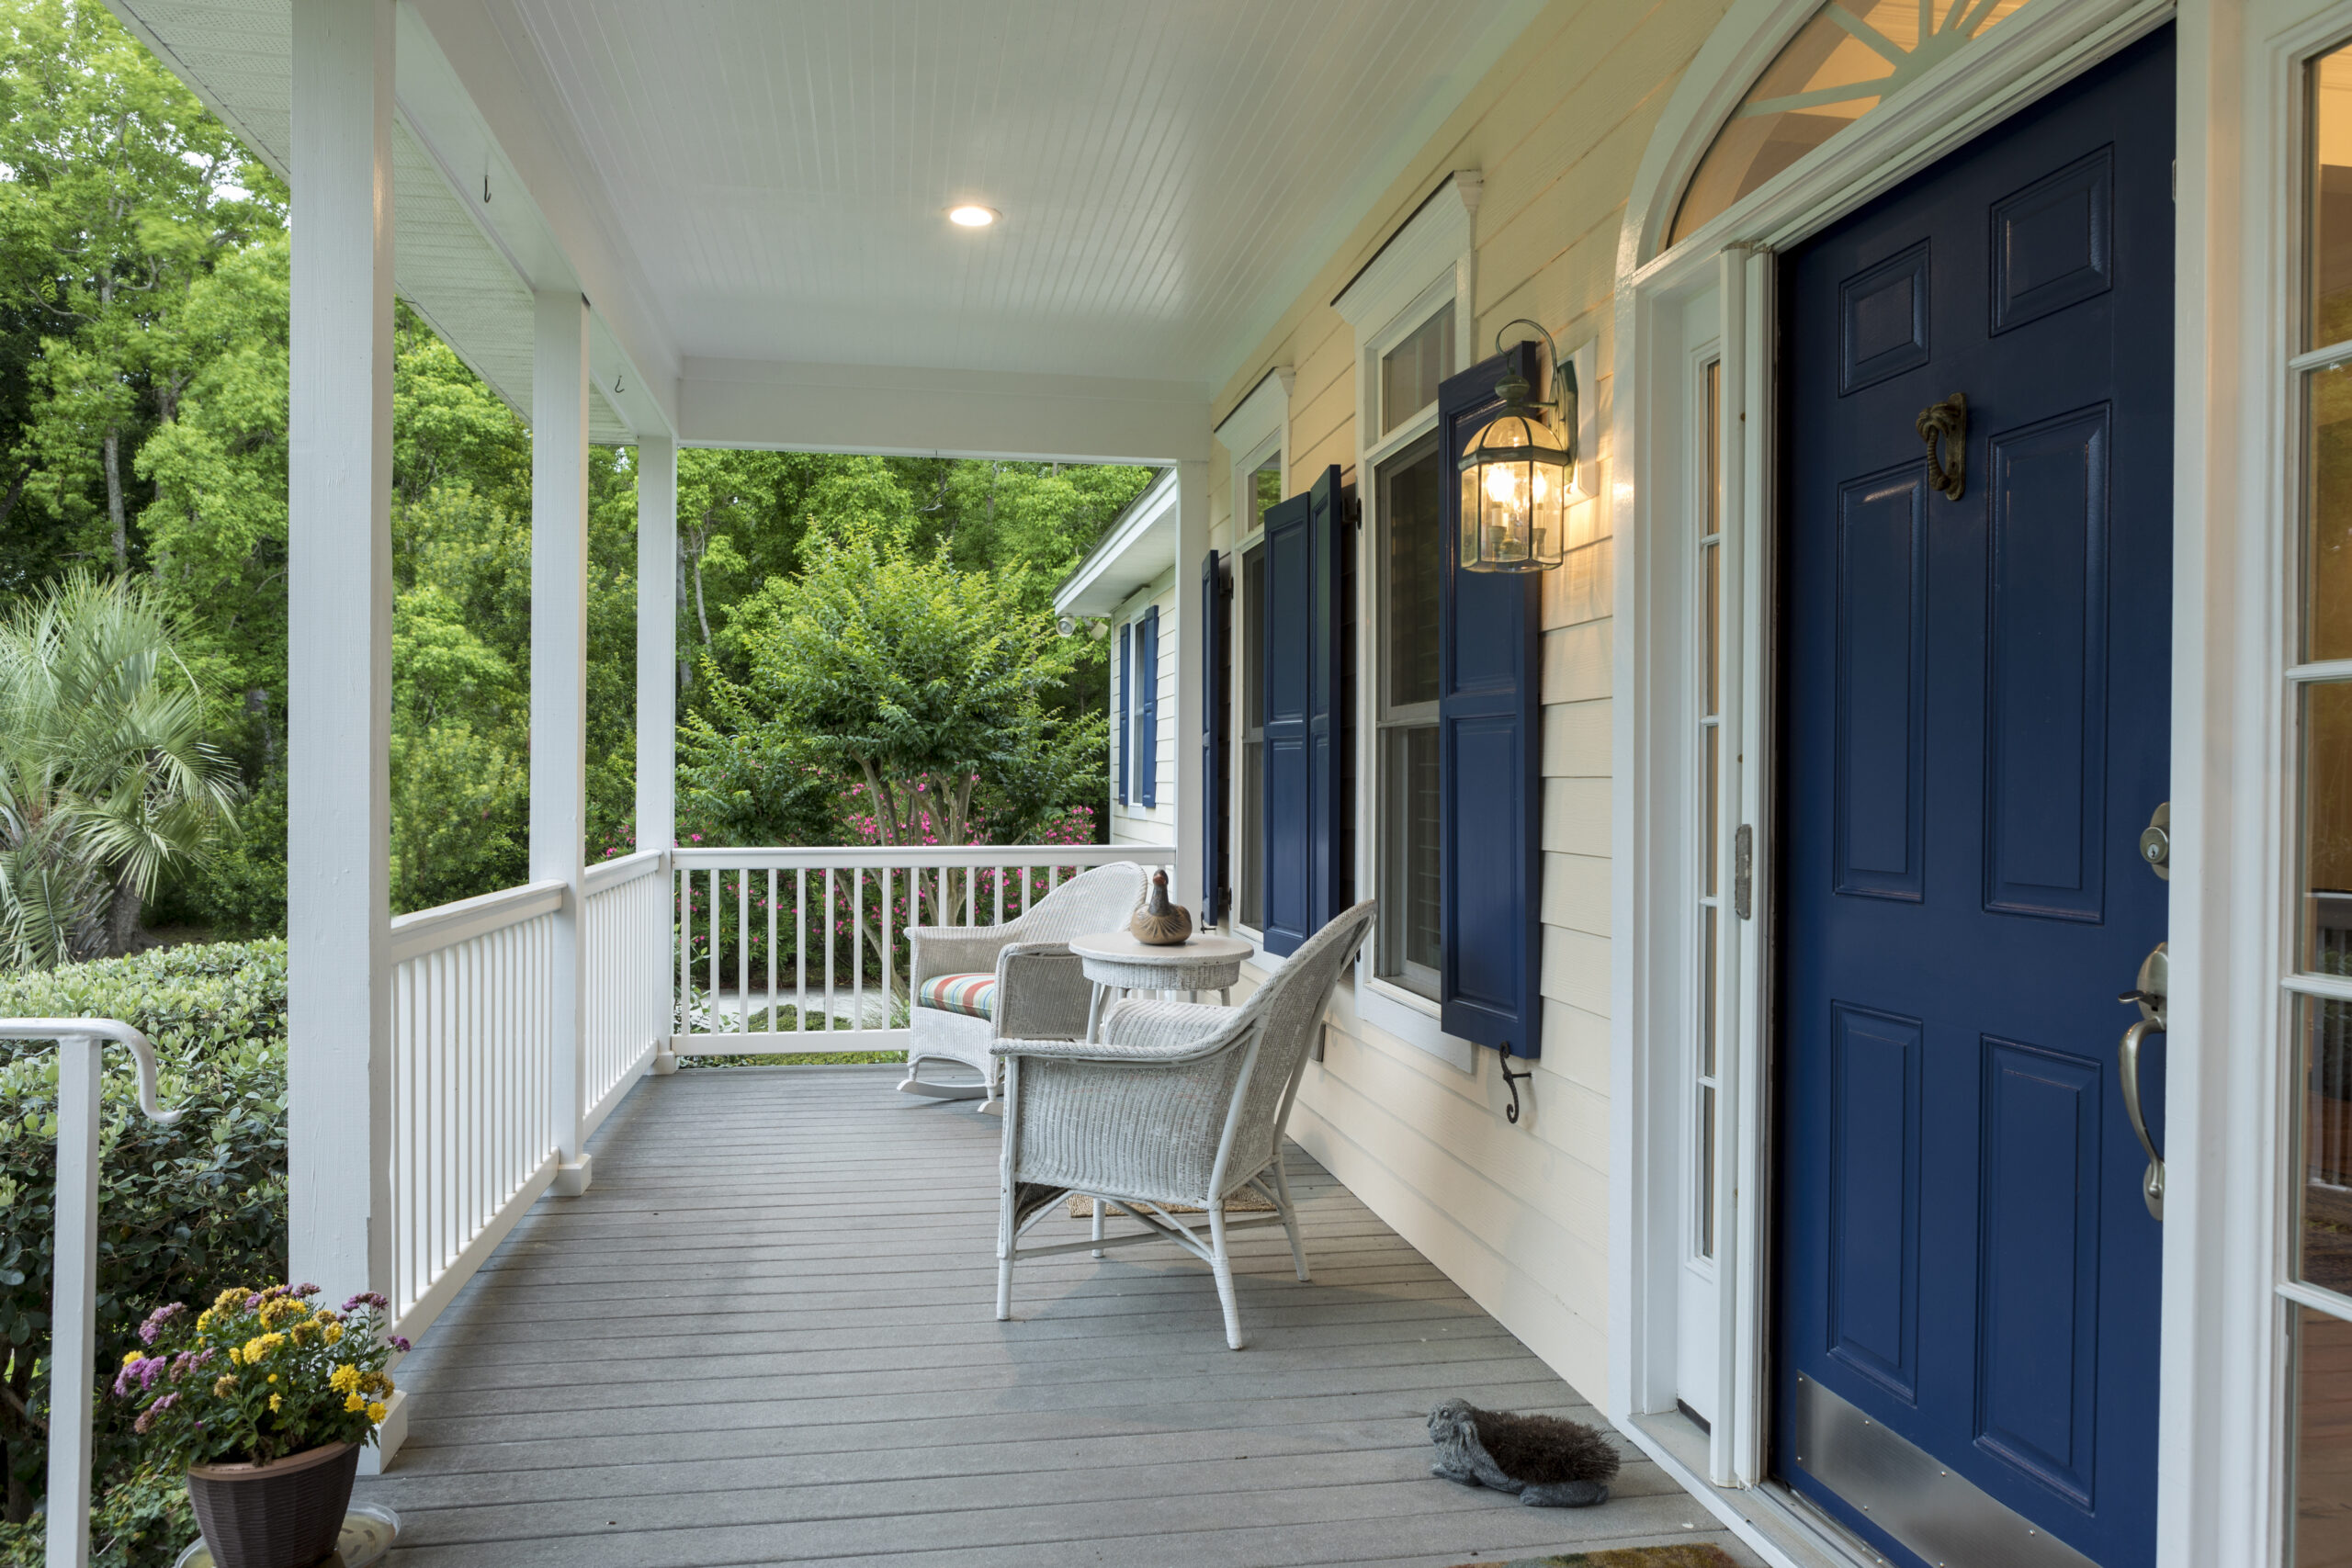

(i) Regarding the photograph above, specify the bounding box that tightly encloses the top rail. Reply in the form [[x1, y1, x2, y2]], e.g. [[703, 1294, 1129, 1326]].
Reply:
[[584, 847, 666, 897], [670, 843, 1158, 872], [389, 878, 565, 965]]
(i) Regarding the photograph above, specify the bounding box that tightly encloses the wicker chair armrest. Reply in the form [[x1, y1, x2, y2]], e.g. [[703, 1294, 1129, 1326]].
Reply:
[[906, 924, 1016, 987], [1005, 1051, 1238, 1191], [1101, 998, 1238, 1052], [989, 942, 1092, 1041], [989, 1034, 1205, 1065]]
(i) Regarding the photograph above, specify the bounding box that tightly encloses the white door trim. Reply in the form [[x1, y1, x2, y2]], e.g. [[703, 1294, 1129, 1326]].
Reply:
[[1606, 12, 2262, 1568]]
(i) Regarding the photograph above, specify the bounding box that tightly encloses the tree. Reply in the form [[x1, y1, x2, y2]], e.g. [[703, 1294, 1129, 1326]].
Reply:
[[684, 520, 1104, 855], [0, 570, 239, 965]]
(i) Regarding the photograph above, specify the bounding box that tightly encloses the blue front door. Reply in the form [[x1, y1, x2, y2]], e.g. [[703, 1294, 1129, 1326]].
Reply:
[[1777, 29, 2174, 1568]]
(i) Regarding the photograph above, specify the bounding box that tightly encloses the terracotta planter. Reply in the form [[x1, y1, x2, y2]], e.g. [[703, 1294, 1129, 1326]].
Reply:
[[185, 1441, 360, 1568]]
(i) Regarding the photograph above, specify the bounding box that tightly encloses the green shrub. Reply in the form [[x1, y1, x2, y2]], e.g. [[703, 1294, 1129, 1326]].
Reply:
[[0, 941, 288, 1562]]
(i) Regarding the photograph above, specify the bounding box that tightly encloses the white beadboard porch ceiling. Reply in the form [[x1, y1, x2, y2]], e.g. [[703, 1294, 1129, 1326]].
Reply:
[[106, 0, 1543, 454], [502, 0, 1526, 382]]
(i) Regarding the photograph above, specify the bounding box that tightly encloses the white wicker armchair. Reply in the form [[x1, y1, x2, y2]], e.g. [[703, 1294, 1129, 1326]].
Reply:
[[990, 898, 1378, 1349], [898, 862, 1148, 1107]]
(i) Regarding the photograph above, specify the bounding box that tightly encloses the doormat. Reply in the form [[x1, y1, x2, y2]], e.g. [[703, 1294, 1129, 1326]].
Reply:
[[1449, 1547, 1741, 1568], [1067, 1188, 1275, 1219]]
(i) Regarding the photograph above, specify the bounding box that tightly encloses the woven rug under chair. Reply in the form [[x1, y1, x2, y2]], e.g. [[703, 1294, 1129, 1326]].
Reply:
[[1067, 1187, 1275, 1219], [1450, 1547, 1742, 1568]]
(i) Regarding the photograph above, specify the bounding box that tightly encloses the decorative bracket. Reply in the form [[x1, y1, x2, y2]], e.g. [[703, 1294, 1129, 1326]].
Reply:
[[1498, 1046, 1532, 1124]]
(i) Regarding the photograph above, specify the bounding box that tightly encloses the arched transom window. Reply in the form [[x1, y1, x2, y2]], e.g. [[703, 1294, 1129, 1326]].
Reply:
[[1668, 0, 2037, 248]]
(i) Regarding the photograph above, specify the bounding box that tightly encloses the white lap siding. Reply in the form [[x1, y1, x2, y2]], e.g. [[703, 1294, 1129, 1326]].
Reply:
[[1204, 0, 1724, 1404]]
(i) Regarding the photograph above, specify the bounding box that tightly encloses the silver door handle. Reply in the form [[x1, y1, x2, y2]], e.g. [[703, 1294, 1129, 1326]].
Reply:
[[2119, 1019, 2165, 1222]]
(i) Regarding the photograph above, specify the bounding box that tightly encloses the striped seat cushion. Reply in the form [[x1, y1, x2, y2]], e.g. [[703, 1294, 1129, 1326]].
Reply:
[[917, 972, 997, 1020]]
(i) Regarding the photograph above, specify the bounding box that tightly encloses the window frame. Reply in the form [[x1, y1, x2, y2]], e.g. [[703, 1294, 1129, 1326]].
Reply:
[[1332, 175, 1477, 1066], [1373, 423, 1445, 999]]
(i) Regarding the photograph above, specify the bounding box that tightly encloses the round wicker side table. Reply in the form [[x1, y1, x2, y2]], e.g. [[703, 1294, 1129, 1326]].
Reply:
[[1067, 931, 1254, 1041]]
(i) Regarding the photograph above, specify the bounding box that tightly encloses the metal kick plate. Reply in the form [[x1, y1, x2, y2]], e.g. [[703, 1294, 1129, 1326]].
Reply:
[[1792, 1376, 2098, 1568]]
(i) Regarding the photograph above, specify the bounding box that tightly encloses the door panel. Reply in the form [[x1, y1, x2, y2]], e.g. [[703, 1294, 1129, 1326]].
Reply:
[[1777, 28, 2174, 1568]]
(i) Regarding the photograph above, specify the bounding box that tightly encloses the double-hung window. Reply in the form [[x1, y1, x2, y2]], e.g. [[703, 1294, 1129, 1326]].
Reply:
[[1369, 304, 1453, 1001], [1235, 446, 1282, 933]]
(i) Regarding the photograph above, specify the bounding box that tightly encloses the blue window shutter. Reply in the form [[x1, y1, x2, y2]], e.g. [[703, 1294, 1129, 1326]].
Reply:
[[1438, 344, 1544, 1059], [1201, 549, 1229, 927], [1307, 466, 1348, 933], [1137, 605, 1159, 807], [1117, 621, 1130, 806], [1260, 486, 1315, 955]]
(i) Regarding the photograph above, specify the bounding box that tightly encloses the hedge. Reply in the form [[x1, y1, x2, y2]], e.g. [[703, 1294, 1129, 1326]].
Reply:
[[0, 942, 290, 1567]]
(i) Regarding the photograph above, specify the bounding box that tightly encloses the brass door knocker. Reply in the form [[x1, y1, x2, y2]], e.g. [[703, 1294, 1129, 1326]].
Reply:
[[1917, 393, 1967, 501]]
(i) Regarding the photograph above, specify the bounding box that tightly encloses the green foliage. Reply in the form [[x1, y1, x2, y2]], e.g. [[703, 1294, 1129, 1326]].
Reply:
[[685, 522, 1106, 850], [0, 941, 288, 1538], [0, 570, 240, 964]]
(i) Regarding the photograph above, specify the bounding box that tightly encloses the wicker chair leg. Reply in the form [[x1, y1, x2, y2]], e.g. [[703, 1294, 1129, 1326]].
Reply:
[[1271, 1156, 1310, 1282], [1091, 1195, 1105, 1258], [1208, 1204, 1244, 1350]]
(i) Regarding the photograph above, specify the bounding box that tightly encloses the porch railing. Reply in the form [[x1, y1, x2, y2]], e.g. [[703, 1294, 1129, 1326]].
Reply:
[[669, 843, 1170, 1055]]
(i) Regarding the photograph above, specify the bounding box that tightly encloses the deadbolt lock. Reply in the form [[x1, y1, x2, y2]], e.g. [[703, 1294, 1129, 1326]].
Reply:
[[2138, 801, 2171, 881]]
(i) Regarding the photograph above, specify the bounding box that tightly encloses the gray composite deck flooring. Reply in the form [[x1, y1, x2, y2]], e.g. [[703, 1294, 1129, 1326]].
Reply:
[[357, 1065, 1757, 1568]]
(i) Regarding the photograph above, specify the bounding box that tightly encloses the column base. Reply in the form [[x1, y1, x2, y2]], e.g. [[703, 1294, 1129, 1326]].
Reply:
[[651, 1049, 680, 1076], [358, 1388, 408, 1473], [553, 1156, 593, 1197]]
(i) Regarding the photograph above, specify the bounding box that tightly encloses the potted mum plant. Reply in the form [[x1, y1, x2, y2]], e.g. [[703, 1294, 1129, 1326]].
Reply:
[[112, 1283, 410, 1568]]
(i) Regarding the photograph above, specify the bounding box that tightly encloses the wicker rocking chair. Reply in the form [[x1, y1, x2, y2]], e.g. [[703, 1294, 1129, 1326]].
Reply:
[[898, 862, 1148, 1107], [991, 899, 1378, 1348]]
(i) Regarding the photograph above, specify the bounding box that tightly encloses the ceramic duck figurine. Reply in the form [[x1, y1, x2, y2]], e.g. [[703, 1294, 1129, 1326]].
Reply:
[[1128, 869, 1193, 945]]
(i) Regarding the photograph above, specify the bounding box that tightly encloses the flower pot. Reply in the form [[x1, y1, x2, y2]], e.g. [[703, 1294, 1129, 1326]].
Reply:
[[185, 1441, 360, 1568]]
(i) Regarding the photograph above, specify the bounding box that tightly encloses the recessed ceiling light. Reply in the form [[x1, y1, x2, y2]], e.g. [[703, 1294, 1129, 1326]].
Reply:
[[947, 204, 998, 228]]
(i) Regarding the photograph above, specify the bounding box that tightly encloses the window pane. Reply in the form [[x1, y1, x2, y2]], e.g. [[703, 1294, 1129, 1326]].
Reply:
[[1382, 435, 1443, 710], [1698, 1084, 1718, 1260], [1242, 545, 1267, 731], [1240, 741, 1263, 930], [1382, 309, 1453, 434], [1703, 725, 1720, 898], [1701, 905, 1717, 1080], [2304, 996, 2352, 1300], [2305, 683, 2352, 971], [1669, 0, 2035, 248], [1704, 542, 1722, 717], [1377, 724, 1442, 996], [1251, 457, 1283, 536], [2293, 1306, 2352, 1565], [2310, 367, 2352, 662], [2315, 44, 2352, 350]]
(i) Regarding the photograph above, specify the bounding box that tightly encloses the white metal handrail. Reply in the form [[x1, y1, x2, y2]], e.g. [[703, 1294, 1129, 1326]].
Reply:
[[672, 843, 1168, 1054], [0, 1019, 178, 1568]]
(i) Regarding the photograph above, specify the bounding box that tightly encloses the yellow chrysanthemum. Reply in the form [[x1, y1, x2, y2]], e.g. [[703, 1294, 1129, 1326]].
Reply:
[[322, 1323, 344, 1346], [195, 1309, 215, 1333], [365, 1402, 387, 1424], [266, 1373, 277, 1383], [329, 1364, 361, 1394], [362, 1371, 394, 1397], [344, 1392, 366, 1414], [213, 1288, 245, 1311], [268, 1393, 281, 1413], [122, 1349, 141, 1366], [213, 1374, 238, 1397]]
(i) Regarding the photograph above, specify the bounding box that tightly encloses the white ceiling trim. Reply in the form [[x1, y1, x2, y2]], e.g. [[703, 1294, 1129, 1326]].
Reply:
[[677, 358, 1208, 465]]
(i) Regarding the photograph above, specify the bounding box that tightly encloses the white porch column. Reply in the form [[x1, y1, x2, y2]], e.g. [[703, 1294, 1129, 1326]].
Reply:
[[634, 434, 679, 1074], [1172, 457, 1208, 909], [286, 0, 393, 1376], [533, 289, 594, 1194]]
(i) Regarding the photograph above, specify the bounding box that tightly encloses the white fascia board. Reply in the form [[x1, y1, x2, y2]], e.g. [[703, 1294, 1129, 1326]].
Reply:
[[1054, 467, 1181, 619], [678, 358, 1211, 466], [404, 0, 680, 438]]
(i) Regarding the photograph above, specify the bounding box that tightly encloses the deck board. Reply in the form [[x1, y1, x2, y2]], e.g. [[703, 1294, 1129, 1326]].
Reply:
[[358, 1066, 1756, 1568]]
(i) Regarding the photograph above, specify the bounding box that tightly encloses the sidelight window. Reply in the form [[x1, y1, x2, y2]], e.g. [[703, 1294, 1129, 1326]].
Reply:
[[2286, 40, 2352, 1566], [1693, 358, 1724, 1264], [1376, 432, 1444, 997]]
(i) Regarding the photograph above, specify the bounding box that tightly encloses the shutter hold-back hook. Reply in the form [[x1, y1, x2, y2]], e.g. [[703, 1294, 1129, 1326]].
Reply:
[[1498, 1044, 1532, 1124]]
